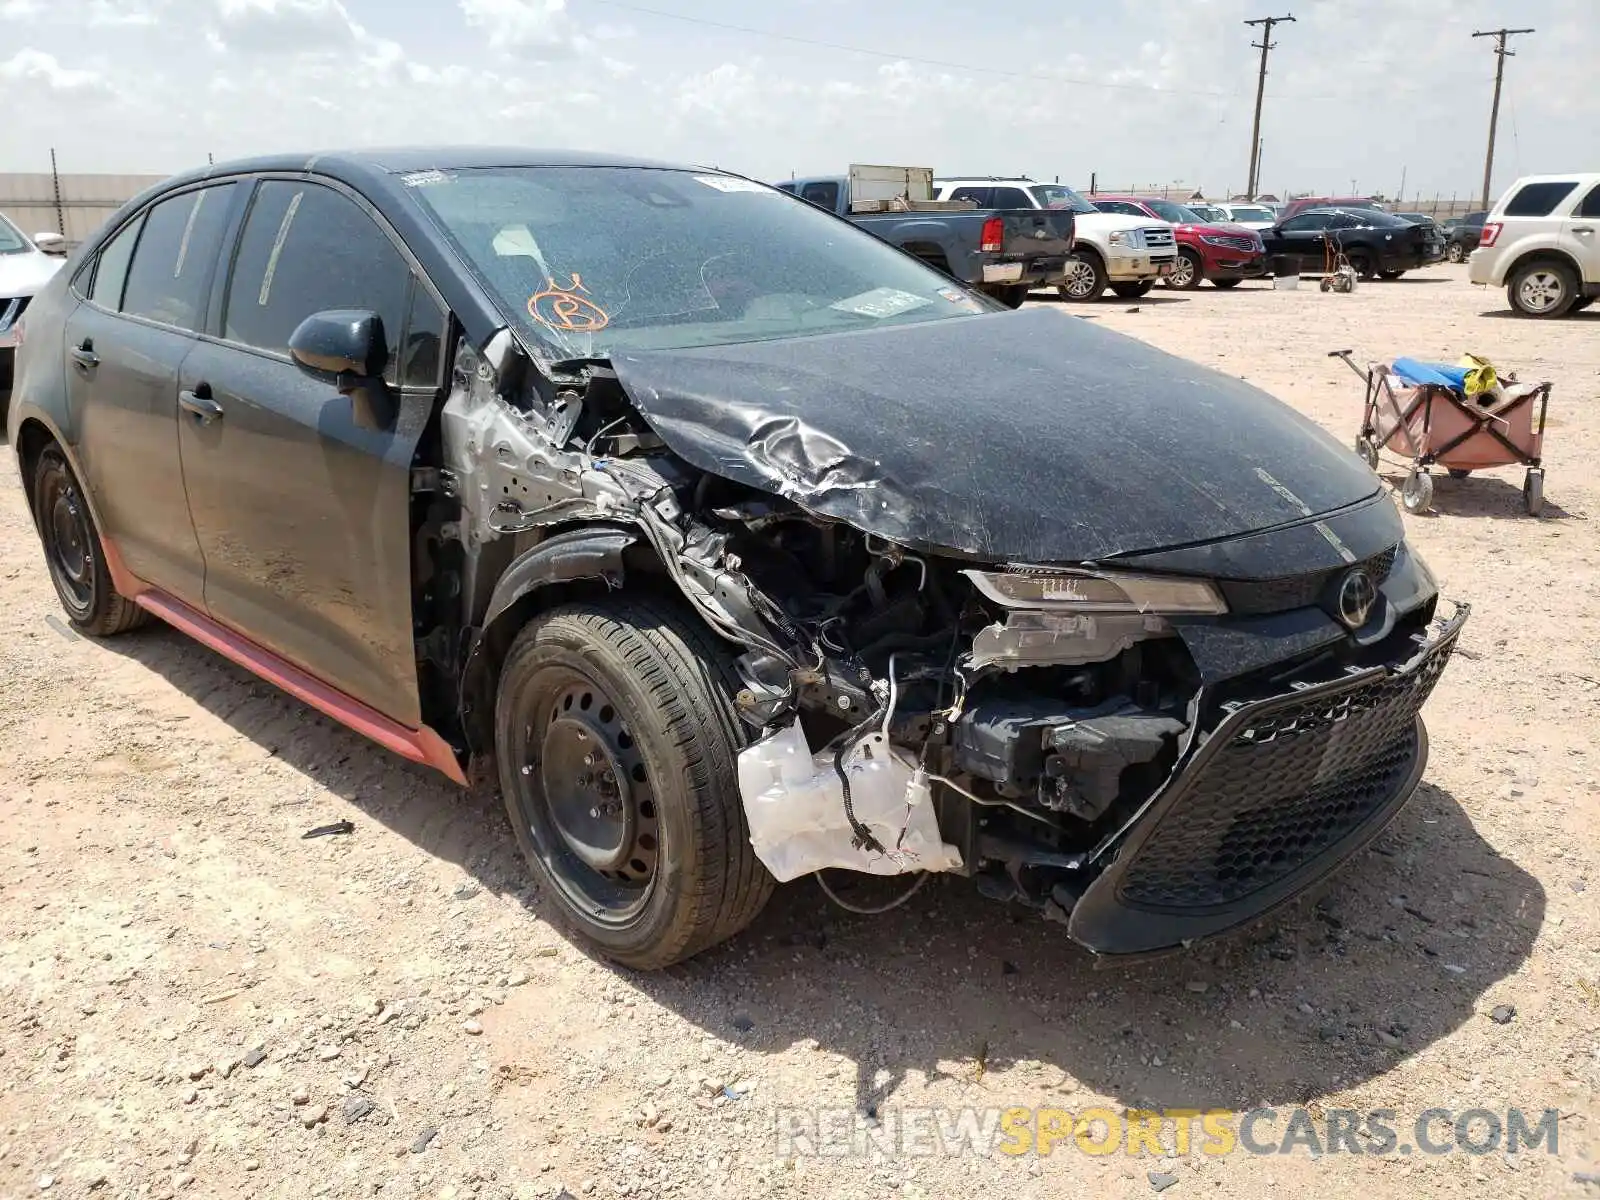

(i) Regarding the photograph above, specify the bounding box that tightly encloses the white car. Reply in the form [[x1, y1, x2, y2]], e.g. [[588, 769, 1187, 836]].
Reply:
[[1213, 202, 1279, 232], [1468, 173, 1600, 317], [1, 212, 68, 415], [932, 178, 1177, 301]]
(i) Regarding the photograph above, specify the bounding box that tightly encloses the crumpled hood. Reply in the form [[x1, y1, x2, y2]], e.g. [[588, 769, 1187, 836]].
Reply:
[[611, 307, 1380, 563], [0, 250, 64, 298]]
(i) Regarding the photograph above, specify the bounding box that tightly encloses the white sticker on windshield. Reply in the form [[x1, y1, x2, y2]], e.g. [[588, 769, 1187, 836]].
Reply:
[[692, 175, 774, 194], [401, 170, 450, 188], [830, 288, 935, 320]]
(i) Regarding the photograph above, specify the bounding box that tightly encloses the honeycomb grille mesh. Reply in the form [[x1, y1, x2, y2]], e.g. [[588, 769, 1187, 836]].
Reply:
[[1219, 545, 1398, 617], [1117, 637, 1453, 910]]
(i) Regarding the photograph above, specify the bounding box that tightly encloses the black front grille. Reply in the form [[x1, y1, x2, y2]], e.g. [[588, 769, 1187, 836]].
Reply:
[[1219, 544, 1397, 616], [1117, 633, 1453, 909]]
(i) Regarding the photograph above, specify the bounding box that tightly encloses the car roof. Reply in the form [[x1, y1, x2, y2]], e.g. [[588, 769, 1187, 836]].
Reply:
[[1500, 172, 1600, 185]]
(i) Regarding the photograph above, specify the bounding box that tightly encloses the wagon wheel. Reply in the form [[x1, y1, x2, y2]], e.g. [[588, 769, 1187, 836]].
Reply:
[[1401, 469, 1434, 514], [1446, 468, 1472, 479], [1354, 435, 1379, 470], [1523, 468, 1545, 516]]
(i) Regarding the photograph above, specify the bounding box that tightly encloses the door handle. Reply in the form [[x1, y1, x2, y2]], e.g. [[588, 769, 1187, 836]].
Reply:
[[70, 340, 98, 371], [179, 386, 224, 425], [1573, 226, 1595, 234]]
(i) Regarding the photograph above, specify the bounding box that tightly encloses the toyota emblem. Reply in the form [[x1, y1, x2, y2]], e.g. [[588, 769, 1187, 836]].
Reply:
[[1336, 568, 1378, 630]]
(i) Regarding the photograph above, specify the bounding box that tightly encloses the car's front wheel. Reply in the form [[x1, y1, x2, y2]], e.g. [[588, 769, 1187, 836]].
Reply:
[[1058, 252, 1107, 302], [1446, 242, 1466, 263], [30, 444, 148, 637], [1163, 248, 1204, 290], [1111, 280, 1154, 299], [494, 597, 773, 969]]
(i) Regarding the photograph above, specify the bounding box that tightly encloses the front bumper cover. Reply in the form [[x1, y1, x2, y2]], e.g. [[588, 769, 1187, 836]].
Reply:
[[1067, 601, 1467, 955]]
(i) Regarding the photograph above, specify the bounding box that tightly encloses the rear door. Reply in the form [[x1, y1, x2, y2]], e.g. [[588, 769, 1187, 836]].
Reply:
[[65, 182, 240, 605], [1564, 183, 1600, 283], [176, 177, 448, 726]]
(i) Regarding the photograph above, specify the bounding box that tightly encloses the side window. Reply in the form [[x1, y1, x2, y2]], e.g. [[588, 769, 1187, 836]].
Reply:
[[224, 180, 413, 384], [992, 187, 1032, 208], [799, 181, 840, 211], [1503, 181, 1578, 217], [1577, 185, 1600, 219], [1282, 213, 1330, 232], [1328, 213, 1363, 229], [88, 213, 145, 310], [121, 184, 237, 330], [399, 285, 447, 390], [1095, 201, 1141, 216], [949, 187, 993, 207]]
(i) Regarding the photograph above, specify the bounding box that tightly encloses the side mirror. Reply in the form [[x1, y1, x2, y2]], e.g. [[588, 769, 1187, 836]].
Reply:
[[289, 309, 396, 432], [33, 232, 67, 256]]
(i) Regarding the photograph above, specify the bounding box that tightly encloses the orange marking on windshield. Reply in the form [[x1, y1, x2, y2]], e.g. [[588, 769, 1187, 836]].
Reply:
[[528, 272, 610, 332]]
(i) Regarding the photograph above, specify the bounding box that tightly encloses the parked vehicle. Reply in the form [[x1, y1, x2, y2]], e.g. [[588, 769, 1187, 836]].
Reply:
[[1278, 195, 1385, 221], [1443, 211, 1488, 262], [1214, 202, 1279, 231], [0, 213, 68, 422], [9, 147, 1465, 970], [1392, 213, 1447, 263], [935, 178, 1177, 301], [1088, 194, 1265, 290], [779, 166, 1073, 307], [1185, 202, 1230, 223], [1469, 174, 1600, 317], [1260, 208, 1444, 279]]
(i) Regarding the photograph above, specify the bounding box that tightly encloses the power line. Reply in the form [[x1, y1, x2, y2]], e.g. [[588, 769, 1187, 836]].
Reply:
[[1472, 26, 1534, 209], [1243, 13, 1295, 199]]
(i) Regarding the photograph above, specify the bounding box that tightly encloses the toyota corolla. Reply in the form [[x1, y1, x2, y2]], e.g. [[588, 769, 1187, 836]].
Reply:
[[9, 148, 1465, 968]]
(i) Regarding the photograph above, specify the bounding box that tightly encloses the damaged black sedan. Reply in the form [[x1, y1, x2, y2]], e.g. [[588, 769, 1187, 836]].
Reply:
[[11, 149, 1465, 969]]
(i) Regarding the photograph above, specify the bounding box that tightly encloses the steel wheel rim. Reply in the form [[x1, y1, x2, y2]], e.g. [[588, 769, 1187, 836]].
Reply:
[[1447, 243, 1464, 262], [40, 465, 95, 616], [512, 665, 659, 926], [1062, 259, 1098, 298], [1518, 271, 1565, 312], [1170, 254, 1196, 287]]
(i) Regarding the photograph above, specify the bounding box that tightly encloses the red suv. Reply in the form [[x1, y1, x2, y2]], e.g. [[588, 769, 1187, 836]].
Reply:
[[1090, 195, 1265, 290]]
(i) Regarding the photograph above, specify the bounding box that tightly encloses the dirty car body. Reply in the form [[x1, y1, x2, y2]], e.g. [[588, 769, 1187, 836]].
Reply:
[[10, 148, 1465, 968]]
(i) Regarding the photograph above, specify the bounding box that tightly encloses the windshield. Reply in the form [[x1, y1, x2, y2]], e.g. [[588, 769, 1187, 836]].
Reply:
[[1143, 199, 1200, 224], [0, 213, 28, 255], [1029, 184, 1096, 214], [406, 166, 992, 360], [1188, 204, 1226, 221], [1228, 205, 1275, 223]]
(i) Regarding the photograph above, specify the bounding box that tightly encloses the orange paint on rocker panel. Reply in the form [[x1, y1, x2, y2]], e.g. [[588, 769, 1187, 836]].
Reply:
[[99, 538, 468, 786]]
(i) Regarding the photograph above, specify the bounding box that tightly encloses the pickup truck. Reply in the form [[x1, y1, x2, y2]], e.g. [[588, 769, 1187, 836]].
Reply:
[[936, 178, 1178, 302], [777, 167, 1074, 307]]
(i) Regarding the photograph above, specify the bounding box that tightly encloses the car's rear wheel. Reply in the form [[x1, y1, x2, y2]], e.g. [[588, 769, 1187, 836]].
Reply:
[[1111, 280, 1154, 299], [1508, 260, 1578, 318], [30, 445, 147, 636], [494, 597, 773, 969], [1346, 251, 1375, 280], [1163, 248, 1203, 290], [1378, 269, 1406, 280], [1058, 252, 1107, 302], [1211, 277, 1242, 289], [1446, 242, 1466, 263]]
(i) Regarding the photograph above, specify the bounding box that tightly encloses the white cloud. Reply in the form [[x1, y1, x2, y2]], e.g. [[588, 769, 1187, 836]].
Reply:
[[458, 0, 581, 56], [0, 48, 108, 91], [0, 0, 43, 17]]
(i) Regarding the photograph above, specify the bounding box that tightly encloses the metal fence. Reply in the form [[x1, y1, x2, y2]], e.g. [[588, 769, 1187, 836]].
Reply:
[[0, 170, 166, 250], [1087, 185, 1489, 220]]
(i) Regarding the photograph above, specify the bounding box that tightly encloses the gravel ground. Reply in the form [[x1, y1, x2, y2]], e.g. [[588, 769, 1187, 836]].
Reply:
[[1, 262, 1597, 1200]]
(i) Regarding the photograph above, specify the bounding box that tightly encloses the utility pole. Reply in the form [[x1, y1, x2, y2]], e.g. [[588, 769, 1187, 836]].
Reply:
[[1473, 27, 1534, 209], [1244, 13, 1294, 199]]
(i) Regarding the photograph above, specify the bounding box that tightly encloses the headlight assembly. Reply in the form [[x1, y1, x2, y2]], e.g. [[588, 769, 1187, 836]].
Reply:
[[963, 568, 1228, 615]]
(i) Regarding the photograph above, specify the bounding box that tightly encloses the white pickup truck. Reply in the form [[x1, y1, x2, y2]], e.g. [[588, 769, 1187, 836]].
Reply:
[[933, 178, 1177, 301]]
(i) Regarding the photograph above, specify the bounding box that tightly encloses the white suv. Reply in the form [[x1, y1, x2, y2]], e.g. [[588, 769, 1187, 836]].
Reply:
[[933, 179, 1177, 301], [1, 212, 68, 416], [1468, 173, 1600, 318]]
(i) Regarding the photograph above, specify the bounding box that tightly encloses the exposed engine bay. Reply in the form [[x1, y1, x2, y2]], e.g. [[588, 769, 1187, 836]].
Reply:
[[429, 318, 1464, 955]]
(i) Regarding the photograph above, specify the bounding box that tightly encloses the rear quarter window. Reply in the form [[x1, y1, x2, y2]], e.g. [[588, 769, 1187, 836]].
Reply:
[[87, 213, 145, 310], [1503, 181, 1579, 217], [1576, 185, 1600, 219], [991, 187, 1032, 208]]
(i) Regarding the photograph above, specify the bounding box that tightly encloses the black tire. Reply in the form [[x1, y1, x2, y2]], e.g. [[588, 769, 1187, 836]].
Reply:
[[984, 284, 1030, 309], [1507, 259, 1578, 318], [1164, 248, 1204, 290], [1211, 277, 1243, 289], [1570, 296, 1594, 312], [1378, 269, 1406, 280], [1111, 280, 1154, 299], [1347, 251, 1375, 280], [30, 444, 147, 637], [494, 597, 773, 969], [1057, 251, 1107, 302], [1446, 242, 1466, 263], [1447, 468, 1472, 480]]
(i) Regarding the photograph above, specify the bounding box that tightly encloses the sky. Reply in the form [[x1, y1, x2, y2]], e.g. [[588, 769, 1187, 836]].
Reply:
[[2, 0, 1597, 202]]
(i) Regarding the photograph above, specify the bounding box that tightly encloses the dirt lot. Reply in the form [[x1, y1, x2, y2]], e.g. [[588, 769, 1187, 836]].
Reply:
[[1, 263, 1597, 1200]]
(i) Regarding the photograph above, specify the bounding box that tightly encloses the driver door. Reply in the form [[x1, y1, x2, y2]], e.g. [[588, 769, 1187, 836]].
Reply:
[[176, 177, 448, 726]]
